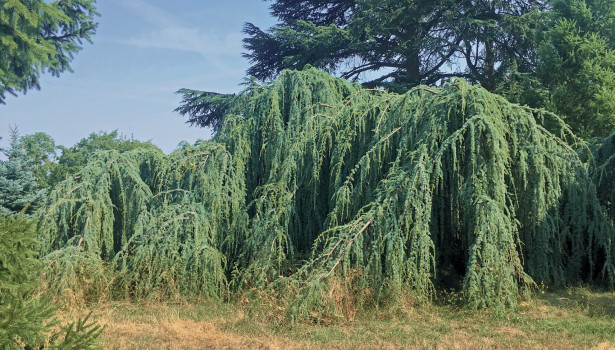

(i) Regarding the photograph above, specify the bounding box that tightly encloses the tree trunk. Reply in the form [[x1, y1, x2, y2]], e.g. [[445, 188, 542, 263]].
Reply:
[[406, 50, 422, 87], [483, 38, 495, 90]]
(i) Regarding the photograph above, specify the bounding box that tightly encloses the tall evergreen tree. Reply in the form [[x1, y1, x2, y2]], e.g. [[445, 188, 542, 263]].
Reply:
[[0, 0, 98, 103], [0, 214, 55, 348], [242, 0, 544, 90], [178, 0, 546, 131]]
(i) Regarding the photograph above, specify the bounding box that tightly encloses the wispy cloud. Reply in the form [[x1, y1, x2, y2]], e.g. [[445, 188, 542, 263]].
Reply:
[[110, 0, 178, 26], [109, 0, 244, 67], [124, 26, 243, 57]]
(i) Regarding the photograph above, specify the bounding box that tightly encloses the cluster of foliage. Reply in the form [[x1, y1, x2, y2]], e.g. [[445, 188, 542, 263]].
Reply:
[[0, 214, 101, 349], [0, 129, 154, 217], [587, 133, 615, 222], [534, 0, 615, 138], [39, 142, 246, 302], [44, 130, 159, 188], [177, 0, 615, 138], [18, 132, 60, 188], [11, 130, 159, 189], [41, 69, 615, 317], [0, 0, 98, 103]]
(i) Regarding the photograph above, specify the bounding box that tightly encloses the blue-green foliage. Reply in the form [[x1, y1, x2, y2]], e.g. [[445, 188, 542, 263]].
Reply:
[[39, 143, 247, 301], [0, 136, 46, 216], [38, 69, 615, 316], [587, 133, 615, 222]]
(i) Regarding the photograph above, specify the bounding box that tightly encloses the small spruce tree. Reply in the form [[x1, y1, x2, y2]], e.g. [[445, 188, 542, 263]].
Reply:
[[0, 213, 102, 349], [0, 213, 53, 348], [0, 130, 46, 216]]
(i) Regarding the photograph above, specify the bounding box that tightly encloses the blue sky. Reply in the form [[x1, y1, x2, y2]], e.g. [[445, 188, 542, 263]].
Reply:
[[0, 0, 275, 153]]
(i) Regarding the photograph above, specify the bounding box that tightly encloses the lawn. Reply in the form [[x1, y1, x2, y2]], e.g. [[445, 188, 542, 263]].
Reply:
[[57, 287, 615, 349]]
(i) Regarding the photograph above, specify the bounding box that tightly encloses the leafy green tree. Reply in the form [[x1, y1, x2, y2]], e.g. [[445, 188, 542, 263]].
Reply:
[[47, 130, 160, 188], [18, 132, 61, 188], [0, 130, 46, 216], [534, 0, 615, 138], [0, 0, 98, 103], [19, 132, 59, 165]]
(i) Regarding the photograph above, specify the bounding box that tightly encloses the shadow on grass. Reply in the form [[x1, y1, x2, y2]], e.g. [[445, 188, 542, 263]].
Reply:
[[536, 286, 615, 317]]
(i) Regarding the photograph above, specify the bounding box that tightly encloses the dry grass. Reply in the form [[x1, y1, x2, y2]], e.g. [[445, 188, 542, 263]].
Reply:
[[56, 288, 615, 350], [99, 317, 306, 349]]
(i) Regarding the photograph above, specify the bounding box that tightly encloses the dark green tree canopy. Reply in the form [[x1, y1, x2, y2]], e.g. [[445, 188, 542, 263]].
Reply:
[[0, 0, 98, 103], [181, 0, 547, 131], [243, 0, 544, 90], [532, 0, 615, 138], [181, 0, 615, 139]]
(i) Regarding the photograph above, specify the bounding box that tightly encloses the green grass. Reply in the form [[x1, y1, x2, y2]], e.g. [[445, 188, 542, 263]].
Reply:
[[59, 287, 615, 349]]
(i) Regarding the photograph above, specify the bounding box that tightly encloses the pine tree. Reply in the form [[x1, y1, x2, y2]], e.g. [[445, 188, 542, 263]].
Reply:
[[0, 213, 54, 348], [0, 213, 102, 349], [0, 0, 98, 103]]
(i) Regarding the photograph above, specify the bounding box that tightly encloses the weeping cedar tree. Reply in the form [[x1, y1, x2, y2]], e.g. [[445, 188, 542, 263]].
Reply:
[[0, 0, 98, 103], [38, 143, 247, 301], [587, 133, 615, 223], [40, 69, 614, 316]]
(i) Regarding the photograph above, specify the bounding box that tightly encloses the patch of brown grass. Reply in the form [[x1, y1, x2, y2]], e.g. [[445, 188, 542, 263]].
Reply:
[[54, 287, 615, 350], [93, 306, 310, 350], [101, 318, 295, 349], [593, 342, 615, 350]]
